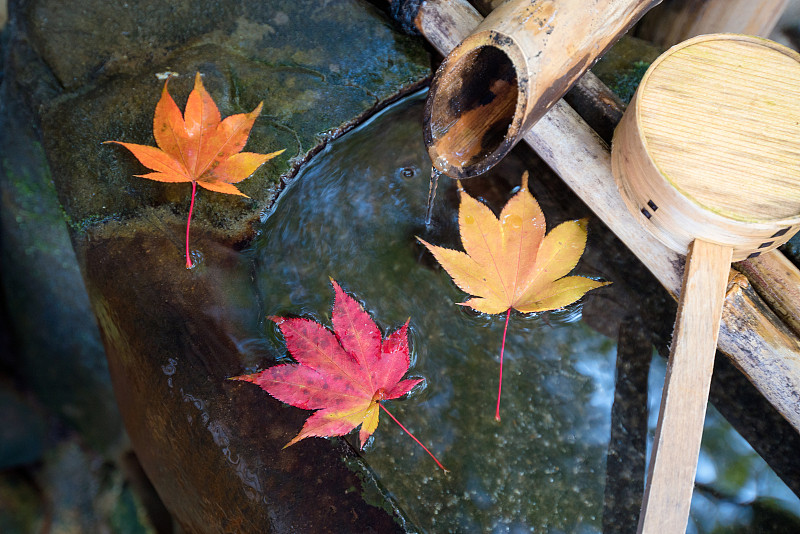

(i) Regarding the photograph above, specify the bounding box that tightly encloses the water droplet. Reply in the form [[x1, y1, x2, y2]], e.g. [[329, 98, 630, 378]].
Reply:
[[186, 249, 204, 269], [161, 357, 178, 376], [504, 213, 522, 229]]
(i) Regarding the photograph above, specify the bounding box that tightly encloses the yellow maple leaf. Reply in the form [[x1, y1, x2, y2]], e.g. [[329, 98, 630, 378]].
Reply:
[[418, 171, 609, 419]]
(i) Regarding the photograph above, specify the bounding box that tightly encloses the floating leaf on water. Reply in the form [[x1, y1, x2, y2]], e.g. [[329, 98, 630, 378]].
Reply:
[[418, 171, 610, 420]]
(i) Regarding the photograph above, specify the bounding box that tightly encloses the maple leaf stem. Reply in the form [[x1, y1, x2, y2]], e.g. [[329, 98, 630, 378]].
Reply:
[[496, 308, 512, 422], [186, 180, 197, 269], [379, 404, 448, 472]]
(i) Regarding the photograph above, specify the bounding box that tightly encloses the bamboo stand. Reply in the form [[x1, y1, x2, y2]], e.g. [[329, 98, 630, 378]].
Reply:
[[412, 0, 800, 438], [610, 34, 800, 532]]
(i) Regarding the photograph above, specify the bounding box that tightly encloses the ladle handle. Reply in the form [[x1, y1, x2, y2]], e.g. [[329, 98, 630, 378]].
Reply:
[[637, 239, 732, 533]]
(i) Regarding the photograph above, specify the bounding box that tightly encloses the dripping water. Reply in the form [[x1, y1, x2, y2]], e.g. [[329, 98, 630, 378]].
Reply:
[[424, 166, 442, 227]]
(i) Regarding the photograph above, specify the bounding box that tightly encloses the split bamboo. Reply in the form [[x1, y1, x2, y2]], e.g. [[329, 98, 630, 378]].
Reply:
[[738, 252, 800, 337]]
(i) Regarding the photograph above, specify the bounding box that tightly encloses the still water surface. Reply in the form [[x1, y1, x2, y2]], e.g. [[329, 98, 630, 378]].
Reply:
[[248, 91, 800, 532]]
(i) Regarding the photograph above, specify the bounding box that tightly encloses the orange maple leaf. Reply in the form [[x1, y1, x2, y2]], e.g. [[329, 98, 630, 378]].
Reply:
[[105, 72, 284, 268], [418, 171, 609, 420]]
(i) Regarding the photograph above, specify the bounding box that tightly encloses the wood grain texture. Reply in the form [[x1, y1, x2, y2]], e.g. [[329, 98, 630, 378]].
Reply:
[[415, 0, 482, 55], [423, 0, 660, 178], [612, 34, 800, 260], [638, 240, 732, 533], [718, 270, 800, 429], [738, 253, 800, 338], [639, 36, 800, 221], [415, 0, 800, 434], [636, 0, 789, 48]]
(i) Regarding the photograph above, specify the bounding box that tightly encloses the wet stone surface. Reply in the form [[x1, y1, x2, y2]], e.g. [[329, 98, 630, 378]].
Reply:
[[2, 0, 430, 531], [12, 0, 429, 242], [0, 379, 46, 471], [591, 35, 663, 105], [0, 92, 123, 454], [783, 233, 800, 266]]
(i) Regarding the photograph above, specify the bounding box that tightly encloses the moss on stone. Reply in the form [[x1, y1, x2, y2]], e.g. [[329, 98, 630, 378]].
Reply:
[[592, 35, 663, 104], [27, 0, 429, 243]]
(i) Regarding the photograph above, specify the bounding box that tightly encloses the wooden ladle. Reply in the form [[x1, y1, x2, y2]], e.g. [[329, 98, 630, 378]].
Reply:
[[611, 34, 800, 533]]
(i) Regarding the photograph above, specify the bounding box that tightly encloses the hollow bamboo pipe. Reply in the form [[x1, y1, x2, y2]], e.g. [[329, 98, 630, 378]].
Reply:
[[423, 0, 661, 179]]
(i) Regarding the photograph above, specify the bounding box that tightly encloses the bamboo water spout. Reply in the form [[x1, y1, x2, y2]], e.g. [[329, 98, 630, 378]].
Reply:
[[422, 0, 661, 179]]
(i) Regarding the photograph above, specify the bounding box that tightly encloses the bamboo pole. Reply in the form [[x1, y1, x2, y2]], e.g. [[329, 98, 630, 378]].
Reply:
[[737, 252, 800, 338], [636, 0, 790, 48], [410, 0, 800, 435], [423, 0, 660, 179]]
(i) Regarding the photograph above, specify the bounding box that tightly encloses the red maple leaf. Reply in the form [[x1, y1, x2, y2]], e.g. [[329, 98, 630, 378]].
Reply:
[[105, 72, 284, 268], [231, 280, 446, 471]]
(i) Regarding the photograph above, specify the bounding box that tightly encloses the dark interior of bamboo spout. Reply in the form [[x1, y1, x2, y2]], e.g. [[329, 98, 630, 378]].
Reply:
[[424, 45, 519, 179]]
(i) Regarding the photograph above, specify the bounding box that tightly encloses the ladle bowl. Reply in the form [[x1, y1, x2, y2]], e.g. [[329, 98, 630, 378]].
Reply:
[[613, 34, 800, 261]]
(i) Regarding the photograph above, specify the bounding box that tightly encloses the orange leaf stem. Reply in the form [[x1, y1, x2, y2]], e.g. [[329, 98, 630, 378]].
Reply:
[[496, 308, 511, 421], [379, 404, 448, 472], [186, 180, 197, 269]]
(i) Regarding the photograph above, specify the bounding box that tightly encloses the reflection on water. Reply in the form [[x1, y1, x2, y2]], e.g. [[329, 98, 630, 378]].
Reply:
[[646, 358, 800, 534], [248, 91, 800, 532]]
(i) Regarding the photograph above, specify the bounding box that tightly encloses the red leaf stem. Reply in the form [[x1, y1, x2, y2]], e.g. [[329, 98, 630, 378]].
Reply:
[[379, 404, 448, 472], [186, 180, 197, 269], [496, 308, 512, 421]]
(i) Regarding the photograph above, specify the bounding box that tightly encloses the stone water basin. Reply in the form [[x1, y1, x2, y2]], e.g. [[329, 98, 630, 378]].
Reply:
[[238, 92, 800, 532]]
